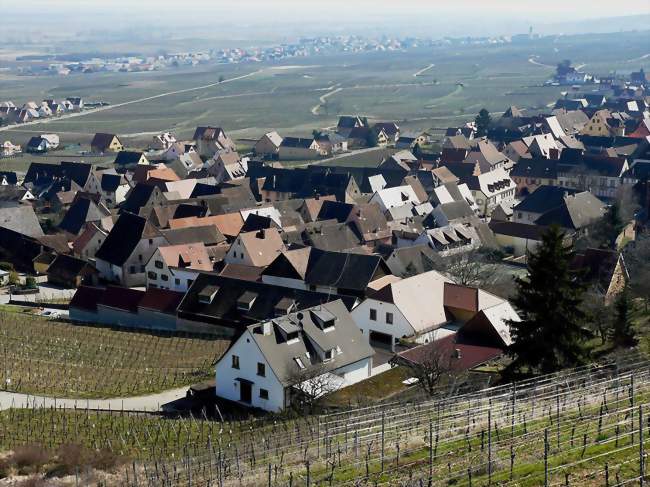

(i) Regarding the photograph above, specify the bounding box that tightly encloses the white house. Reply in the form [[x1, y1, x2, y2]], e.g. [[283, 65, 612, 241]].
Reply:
[[145, 242, 213, 292], [369, 185, 421, 213], [465, 168, 516, 217], [351, 270, 454, 351], [215, 300, 374, 412]]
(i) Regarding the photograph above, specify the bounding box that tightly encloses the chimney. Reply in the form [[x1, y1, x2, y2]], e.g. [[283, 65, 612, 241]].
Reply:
[[453, 348, 462, 359], [256, 229, 266, 239], [262, 321, 272, 335]]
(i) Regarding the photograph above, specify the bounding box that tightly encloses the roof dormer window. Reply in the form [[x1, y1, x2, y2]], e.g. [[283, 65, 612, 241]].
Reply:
[[198, 285, 219, 304]]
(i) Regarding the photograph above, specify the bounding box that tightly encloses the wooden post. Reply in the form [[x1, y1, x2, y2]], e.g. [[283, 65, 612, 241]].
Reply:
[[381, 411, 385, 472], [488, 409, 492, 485], [640, 405, 644, 487], [429, 419, 433, 487], [544, 429, 549, 487], [605, 462, 609, 487], [268, 463, 272, 487], [556, 387, 560, 449]]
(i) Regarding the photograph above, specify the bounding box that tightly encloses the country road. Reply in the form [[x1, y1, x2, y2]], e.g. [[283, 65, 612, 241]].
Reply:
[[311, 85, 342, 115], [0, 386, 189, 412], [0, 68, 265, 133], [413, 63, 435, 77]]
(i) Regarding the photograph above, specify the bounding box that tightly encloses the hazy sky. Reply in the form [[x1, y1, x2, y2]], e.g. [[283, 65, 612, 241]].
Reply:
[[2, 0, 649, 45]]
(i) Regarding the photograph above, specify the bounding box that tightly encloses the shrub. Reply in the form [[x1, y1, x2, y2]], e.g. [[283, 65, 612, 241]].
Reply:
[[8, 271, 19, 286], [25, 277, 38, 289], [90, 448, 125, 472], [10, 445, 50, 474], [0, 262, 14, 271], [0, 457, 10, 478], [15, 477, 48, 487], [50, 443, 86, 477]]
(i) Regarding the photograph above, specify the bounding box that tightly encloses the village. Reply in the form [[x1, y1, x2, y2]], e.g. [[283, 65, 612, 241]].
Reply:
[[0, 61, 647, 407]]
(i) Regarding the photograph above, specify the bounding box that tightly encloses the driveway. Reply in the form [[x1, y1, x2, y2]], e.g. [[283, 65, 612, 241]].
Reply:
[[0, 386, 189, 412]]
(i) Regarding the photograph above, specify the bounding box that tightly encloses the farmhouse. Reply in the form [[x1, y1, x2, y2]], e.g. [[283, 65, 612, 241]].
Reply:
[[278, 137, 323, 160]]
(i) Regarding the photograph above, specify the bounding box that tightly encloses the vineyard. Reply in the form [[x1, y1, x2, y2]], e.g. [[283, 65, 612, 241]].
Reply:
[[0, 311, 229, 398], [1, 355, 650, 485]]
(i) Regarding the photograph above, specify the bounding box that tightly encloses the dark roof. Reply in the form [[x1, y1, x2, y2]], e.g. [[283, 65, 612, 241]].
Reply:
[[91, 133, 119, 151], [510, 159, 557, 179], [240, 213, 279, 233], [513, 186, 579, 214], [95, 212, 157, 266], [382, 244, 438, 278], [488, 220, 550, 240], [534, 192, 605, 230], [0, 172, 18, 185], [193, 126, 225, 141], [24, 161, 92, 191], [303, 248, 387, 293], [114, 151, 144, 166], [161, 225, 226, 246], [100, 173, 123, 192], [100, 286, 145, 313], [58, 197, 108, 235], [435, 201, 476, 222], [302, 221, 362, 252], [441, 162, 478, 179], [46, 254, 96, 281], [396, 334, 502, 372], [316, 200, 355, 223], [338, 116, 363, 129], [177, 273, 356, 331], [26, 136, 45, 149], [347, 126, 372, 140], [280, 137, 314, 149], [138, 287, 184, 314], [69, 286, 105, 312], [121, 183, 159, 214]]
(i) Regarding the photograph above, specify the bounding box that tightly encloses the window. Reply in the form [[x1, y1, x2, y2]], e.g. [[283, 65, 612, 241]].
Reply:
[[147, 271, 157, 280], [257, 362, 266, 377], [231, 355, 240, 369], [154, 260, 163, 269], [386, 312, 394, 325], [175, 278, 180, 285], [149, 239, 153, 245], [161, 274, 169, 281], [187, 279, 194, 287], [129, 266, 136, 274], [138, 254, 143, 261], [324, 349, 333, 361], [369, 309, 377, 321], [140, 265, 145, 273], [294, 357, 305, 369], [259, 388, 269, 400]]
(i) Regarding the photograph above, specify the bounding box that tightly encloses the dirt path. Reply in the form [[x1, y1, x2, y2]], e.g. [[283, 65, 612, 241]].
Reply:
[[0, 386, 189, 412], [311, 85, 342, 115], [528, 56, 555, 68], [0, 69, 264, 133], [413, 63, 435, 77]]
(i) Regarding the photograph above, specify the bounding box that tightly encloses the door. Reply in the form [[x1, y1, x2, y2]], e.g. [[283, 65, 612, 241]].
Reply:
[[240, 381, 252, 403], [369, 331, 394, 350]]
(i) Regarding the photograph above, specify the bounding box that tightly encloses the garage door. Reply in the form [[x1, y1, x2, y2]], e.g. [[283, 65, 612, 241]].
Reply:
[[369, 331, 393, 349]]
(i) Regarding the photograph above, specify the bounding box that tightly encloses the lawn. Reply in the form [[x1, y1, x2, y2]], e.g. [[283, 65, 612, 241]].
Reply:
[[0, 312, 230, 398], [325, 366, 410, 407]]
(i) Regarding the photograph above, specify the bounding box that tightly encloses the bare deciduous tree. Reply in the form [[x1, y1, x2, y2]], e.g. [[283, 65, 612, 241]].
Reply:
[[287, 363, 341, 413], [395, 344, 460, 398]]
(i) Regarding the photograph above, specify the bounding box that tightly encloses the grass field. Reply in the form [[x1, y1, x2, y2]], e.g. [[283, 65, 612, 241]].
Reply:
[[1, 30, 648, 153], [0, 311, 229, 398]]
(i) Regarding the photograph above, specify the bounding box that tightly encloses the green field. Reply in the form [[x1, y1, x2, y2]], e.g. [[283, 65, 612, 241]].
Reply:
[[1, 30, 648, 153]]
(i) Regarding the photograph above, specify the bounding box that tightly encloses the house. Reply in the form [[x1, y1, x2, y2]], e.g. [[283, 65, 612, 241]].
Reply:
[[580, 110, 628, 137], [534, 191, 605, 232], [488, 220, 553, 256], [224, 228, 286, 267], [151, 132, 177, 150], [94, 212, 167, 286], [70, 285, 183, 331], [1, 141, 21, 158], [120, 183, 166, 214], [512, 186, 579, 223], [336, 116, 365, 137], [523, 134, 561, 159], [510, 159, 558, 196], [262, 247, 391, 298], [206, 151, 248, 182], [373, 122, 400, 143], [114, 151, 149, 167], [314, 133, 348, 155], [254, 131, 283, 158], [72, 222, 108, 260], [91, 133, 123, 153], [278, 137, 323, 160], [25, 136, 50, 154], [556, 153, 628, 200], [99, 172, 130, 207], [351, 270, 451, 350], [145, 242, 213, 292], [381, 244, 439, 278], [214, 299, 374, 412], [58, 196, 110, 236], [464, 168, 516, 217], [176, 273, 356, 335], [46, 254, 99, 288], [192, 126, 236, 158], [369, 185, 421, 213]]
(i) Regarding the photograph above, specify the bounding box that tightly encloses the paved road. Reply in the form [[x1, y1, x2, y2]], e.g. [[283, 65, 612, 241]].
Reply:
[[0, 386, 189, 412]]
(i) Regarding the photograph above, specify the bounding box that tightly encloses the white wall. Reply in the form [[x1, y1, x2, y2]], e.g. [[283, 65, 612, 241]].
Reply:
[[351, 299, 414, 351], [215, 330, 286, 412]]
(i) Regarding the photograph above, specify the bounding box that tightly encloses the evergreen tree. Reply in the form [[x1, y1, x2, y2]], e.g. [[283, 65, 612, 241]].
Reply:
[[507, 226, 591, 374], [590, 203, 624, 249], [474, 109, 491, 137], [612, 286, 637, 347]]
